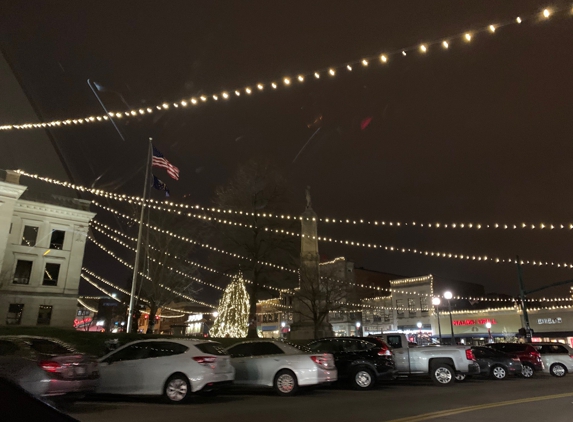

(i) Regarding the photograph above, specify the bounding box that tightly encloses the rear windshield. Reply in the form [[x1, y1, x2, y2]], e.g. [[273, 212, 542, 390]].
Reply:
[[195, 342, 227, 356], [26, 339, 75, 355]]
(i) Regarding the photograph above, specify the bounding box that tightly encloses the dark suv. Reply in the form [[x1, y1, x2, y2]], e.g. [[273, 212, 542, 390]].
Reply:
[[307, 337, 397, 390], [484, 343, 543, 378]]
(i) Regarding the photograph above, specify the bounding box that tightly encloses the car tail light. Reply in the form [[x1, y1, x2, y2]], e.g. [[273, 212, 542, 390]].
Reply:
[[569, 355, 573, 359], [530, 351, 541, 360], [465, 349, 476, 361], [310, 354, 335, 369], [39, 361, 62, 373], [378, 347, 392, 357], [193, 356, 217, 368]]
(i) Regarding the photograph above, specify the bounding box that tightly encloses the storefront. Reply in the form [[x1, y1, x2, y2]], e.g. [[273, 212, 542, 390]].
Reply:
[[529, 309, 573, 347]]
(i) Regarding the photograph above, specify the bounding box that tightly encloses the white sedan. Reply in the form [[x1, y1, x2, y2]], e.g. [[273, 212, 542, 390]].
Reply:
[[226, 340, 337, 396], [97, 339, 234, 403]]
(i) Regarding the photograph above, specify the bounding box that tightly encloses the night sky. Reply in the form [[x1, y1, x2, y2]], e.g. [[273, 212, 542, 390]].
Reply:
[[2, 1, 573, 302]]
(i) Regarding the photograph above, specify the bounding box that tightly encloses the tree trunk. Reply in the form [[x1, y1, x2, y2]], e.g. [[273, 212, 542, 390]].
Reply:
[[147, 304, 158, 334], [246, 284, 259, 338]]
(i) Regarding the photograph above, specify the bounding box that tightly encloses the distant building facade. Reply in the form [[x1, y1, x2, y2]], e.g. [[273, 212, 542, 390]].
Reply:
[[0, 171, 94, 328]]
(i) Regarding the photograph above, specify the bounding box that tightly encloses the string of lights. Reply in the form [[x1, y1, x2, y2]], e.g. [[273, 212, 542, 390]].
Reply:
[[94, 202, 573, 303], [90, 218, 289, 293], [76, 298, 98, 313], [81, 267, 190, 316], [264, 226, 573, 270], [15, 170, 573, 235], [87, 235, 218, 308], [0, 8, 560, 132]]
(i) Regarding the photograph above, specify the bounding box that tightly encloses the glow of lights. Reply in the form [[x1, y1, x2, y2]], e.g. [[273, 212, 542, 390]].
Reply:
[[314, 72, 320, 78], [210, 274, 250, 338], [283, 77, 291, 85], [444, 291, 453, 300], [346, 65, 352, 71], [489, 25, 496, 33], [420, 44, 427, 53], [362, 59, 368, 66], [380, 54, 388, 62], [432, 297, 441, 306], [465, 33, 472, 41], [328, 68, 335, 76], [516, 17, 522, 23], [442, 41, 449, 49], [257, 84, 264, 90], [543, 9, 551, 18], [298, 75, 304, 82]]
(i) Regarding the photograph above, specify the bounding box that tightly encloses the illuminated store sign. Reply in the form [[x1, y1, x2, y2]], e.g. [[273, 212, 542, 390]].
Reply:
[[538, 318, 562, 325], [453, 319, 497, 326]]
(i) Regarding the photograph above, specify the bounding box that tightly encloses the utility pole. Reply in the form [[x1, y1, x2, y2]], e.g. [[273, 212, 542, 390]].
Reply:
[[516, 256, 532, 342]]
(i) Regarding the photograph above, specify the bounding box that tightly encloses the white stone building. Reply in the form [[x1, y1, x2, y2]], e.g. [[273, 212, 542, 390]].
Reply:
[[0, 171, 95, 327]]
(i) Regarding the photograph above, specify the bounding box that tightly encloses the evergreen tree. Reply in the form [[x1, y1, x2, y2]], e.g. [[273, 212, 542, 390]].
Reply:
[[210, 274, 250, 338]]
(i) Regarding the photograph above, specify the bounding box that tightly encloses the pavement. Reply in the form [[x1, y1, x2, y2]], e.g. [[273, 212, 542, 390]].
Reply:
[[69, 374, 573, 422]]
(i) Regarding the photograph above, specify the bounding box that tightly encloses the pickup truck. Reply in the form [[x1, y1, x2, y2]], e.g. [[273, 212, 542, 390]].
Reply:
[[372, 334, 480, 386]]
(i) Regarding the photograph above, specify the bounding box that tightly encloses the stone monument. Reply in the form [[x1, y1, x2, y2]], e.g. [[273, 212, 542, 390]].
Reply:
[[289, 186, 334, 339]]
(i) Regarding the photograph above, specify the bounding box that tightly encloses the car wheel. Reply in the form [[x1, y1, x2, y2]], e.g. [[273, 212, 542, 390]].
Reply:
[[274, 369, 298, 396], [550, 363, 567, 377], [351, 367, 376, 390], [490, 365, 507, 380], [455, 374, 466, 382], [164, 374, 191, 404], [521, 364, 535, 379], [430, 363, 455, 386]]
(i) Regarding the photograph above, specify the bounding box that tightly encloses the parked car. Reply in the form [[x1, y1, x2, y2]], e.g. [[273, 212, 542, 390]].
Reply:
[[97, 339, 234, 403], [467, 346, 523, 380], [307, 337, 397, 390], [0, 336, 99, 399], [532, 342, 573, 377], [226, 340, 337, 396], [371, 334, 480, 386], [483, 343, 543, 378]]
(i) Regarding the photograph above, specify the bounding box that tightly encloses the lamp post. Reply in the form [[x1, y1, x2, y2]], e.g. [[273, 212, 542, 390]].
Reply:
[[432, 297, 443, 344], [444, 291, 455, 345], [485, 321, 492, 343], [281, 321, 286, 339], [417, 321, 423, 345], [355, 321, 361, 337]]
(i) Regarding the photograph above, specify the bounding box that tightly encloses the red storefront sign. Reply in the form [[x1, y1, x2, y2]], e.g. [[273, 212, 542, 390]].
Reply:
[[453, 319, 497, 326]]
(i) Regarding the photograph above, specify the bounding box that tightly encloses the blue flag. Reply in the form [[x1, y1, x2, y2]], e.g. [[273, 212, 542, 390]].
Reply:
[[152, 175, 170, 197]]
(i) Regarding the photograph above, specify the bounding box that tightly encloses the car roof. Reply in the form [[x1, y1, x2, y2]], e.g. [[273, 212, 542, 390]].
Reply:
[[534, 342, 572, 347], [0, 336, 77, 349], [125, 338, 220, 345]]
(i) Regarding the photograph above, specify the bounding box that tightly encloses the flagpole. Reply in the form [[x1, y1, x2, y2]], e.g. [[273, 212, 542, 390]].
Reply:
[[127, 137, 152, 333]]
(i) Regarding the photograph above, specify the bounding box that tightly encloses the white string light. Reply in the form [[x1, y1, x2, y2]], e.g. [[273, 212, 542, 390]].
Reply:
[[77, 298, 98, 313], [0, 7, 565, 132], [16, 170, 573, 235]]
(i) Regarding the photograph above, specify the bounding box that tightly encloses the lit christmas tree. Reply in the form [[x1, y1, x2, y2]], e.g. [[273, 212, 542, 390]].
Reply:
[[210, 273, 250, 338]]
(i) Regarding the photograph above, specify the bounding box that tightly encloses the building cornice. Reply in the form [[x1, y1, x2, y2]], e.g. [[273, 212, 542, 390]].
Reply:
[[0, 181, 27, 201], [15, 199, 95, 222]]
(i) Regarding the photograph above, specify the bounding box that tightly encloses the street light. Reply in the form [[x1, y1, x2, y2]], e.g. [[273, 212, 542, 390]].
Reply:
[[281, 321, 286, 339], [432, 297, 443, 344], [485, 321, 492, 343], [444, 291, 455, 345], [355, 321, 361, 337]]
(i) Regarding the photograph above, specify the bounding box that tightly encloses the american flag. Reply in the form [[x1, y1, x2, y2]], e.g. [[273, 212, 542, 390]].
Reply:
[[152, 146, 180, 180]]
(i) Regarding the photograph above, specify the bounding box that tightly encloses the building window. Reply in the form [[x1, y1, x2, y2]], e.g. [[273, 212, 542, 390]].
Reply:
[[13, 260, 33, 285], [43, 263, 60, 286], [384, 310, 390, 322], [37, 305, 53, 325], [420, 297, 429, 313], [6, 304, 24, 325], [22, 226, 39, 246], [408, 298, 416, 316], [396, 299, 404, 317], [50, 230, 66, 250]]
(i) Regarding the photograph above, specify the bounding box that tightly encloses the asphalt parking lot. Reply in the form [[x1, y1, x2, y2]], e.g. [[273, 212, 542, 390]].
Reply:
[[70, 374, 573, 422]]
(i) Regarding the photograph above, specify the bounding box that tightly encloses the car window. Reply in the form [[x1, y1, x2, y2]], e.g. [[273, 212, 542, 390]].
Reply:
[[386, 335, 402, 349], [251, 342, 284, 356], [537, 345, 568, 354], [0, 340, 19, 356], [342, 340, 374, 352], [147, 341, 189, 358], [308, 340, 340, 354], [195, 342, 227, 356], [26, 339, 74, 355], [227, 343, 255, 358], [108, 343, 151, 362]]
